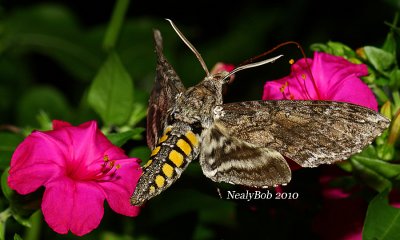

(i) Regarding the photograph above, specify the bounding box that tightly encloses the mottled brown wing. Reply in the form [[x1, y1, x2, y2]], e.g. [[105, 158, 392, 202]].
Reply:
[[147, 30, 185, 149], [215, 100, 390, 167], [200, 122, 291, 187]]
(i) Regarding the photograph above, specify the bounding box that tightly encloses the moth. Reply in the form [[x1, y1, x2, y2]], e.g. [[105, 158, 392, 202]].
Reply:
[[130, 20, 390, 206]]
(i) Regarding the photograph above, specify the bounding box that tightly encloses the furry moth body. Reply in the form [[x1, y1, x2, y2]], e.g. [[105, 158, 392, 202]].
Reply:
[[130, 22, 390, 206]]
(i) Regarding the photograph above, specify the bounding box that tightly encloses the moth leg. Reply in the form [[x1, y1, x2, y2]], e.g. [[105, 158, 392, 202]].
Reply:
[[200, 122, 291, 187]]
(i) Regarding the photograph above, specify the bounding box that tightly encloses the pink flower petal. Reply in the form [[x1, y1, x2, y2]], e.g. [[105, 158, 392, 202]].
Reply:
[[46, 121, 100, 166], [8, 132, 66, 194], [73, 121, 127, 166], [52, 120, 72, 129], [210, 62, 235, 74], [319, 174, 351, 199], [42, 178, 105, 236], [41, 179, 73, 235], [263, 52, 378, 111], [46, 121, 124, 168], [99, 158, 141, 216], [327, 76, 377, 110]]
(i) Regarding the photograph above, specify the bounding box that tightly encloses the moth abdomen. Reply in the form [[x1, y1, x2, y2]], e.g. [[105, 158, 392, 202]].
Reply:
[[131, 123, 200, 206]]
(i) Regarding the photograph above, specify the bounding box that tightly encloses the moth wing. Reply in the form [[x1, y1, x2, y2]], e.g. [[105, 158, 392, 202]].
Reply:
[[147, 30, 186, 149], [200, 122, 291, 187], [215, 100, 390, 168]]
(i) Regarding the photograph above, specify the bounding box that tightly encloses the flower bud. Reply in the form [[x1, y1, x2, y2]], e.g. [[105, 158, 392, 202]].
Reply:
[[388, 110, 400, 145], [380, 101, 392, 119]]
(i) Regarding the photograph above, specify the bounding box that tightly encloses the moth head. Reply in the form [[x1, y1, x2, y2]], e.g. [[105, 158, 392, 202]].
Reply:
[[207, 71, 231, 86]]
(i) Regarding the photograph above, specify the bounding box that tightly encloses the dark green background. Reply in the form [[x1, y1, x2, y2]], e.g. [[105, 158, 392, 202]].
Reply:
[[0, 0, 398, 239]]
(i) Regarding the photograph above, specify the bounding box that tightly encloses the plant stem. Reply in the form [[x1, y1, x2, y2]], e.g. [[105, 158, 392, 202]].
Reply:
[[393, 12, 399, 27], [0, 208, 11, 240], [24, 211, 42, 240], [103, 0, 130, 51]]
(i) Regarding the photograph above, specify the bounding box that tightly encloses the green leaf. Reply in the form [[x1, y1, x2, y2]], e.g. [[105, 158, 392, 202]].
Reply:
[[100, 231, 134, 240], [364, 46, 395, 72], [3, 5, 102, 82], [310, 41, 355, 58], [310, 43, 330, 53], [36, 111, 52, 131], [106, 128, 144, 147], [1, 168, 12, 201], [13, 234, 23, 240], [350, 149, 400, 191], [389, 69, 400, 89], [116, 18, 175, 83], [129, 146, 150, 162], [363, 189, 400, 240], [337, 161, 353, 172], [128, 102, 147, 127], [88, 52, 134, 126], [107, 131, 134, 147], [371, 85, 389, 103], [382, 29, 397, 55], [16, 86, 71, 127], [130, 127, 145, 140], [128, 89, 149, 127], [354, 157, 400, 179], [103, 0, 130, 51], [393, 91, 400, 114], [0, 133, 23, 169], [377, 144, 395, 161], [326, 41, 356, 57]]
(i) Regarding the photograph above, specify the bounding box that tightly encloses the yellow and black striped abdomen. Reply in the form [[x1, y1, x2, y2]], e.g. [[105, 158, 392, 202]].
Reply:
[[131, 123, 200, 206]]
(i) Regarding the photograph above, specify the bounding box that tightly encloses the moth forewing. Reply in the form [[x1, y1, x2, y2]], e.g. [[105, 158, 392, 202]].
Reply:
[[214, 100, 390, 168], [146, 30, 186, 150]]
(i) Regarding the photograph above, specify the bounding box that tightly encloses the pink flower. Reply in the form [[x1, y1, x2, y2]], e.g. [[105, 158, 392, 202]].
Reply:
[[262, 52, 378, 111], [210, 62, 235, 74], [8, 120, 142, 236], [312, 167, 366, 240], [211, 62, 235, 82]]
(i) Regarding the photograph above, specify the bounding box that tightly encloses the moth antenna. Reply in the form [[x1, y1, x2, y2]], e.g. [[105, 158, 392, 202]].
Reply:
[[222, 55, 283, 82], [166, 19, 210, 76]]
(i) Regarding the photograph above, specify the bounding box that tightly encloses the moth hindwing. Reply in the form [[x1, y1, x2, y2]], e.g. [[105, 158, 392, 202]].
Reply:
[[130, 24, 390, 206]]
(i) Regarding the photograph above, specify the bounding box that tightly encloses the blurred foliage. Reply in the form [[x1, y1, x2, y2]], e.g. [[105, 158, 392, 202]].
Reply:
[[0, 0, 399, 239]]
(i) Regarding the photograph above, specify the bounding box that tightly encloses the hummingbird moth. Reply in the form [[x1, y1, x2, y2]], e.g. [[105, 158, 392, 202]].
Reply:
[[130, 20, 390, 206]]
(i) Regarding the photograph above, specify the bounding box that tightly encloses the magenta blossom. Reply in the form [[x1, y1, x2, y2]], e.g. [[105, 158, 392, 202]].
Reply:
[[263, 52, 378, 111], [210, 62, 235, 74], [211, 62, 235, 82], [312, 167, 366, 240], [8, 120, 142, 236]]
